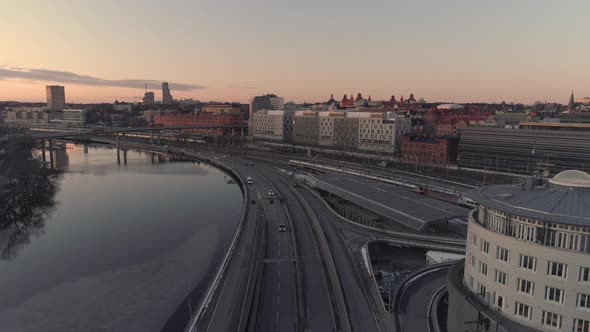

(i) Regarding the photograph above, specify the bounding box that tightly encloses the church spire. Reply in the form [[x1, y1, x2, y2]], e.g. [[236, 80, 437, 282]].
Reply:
[[568, 91, 575, 110]]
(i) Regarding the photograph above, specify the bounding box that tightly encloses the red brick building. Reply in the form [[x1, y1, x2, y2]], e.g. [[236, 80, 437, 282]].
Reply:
[[401, 135, 459, 166], [154, 112, 244, 135]]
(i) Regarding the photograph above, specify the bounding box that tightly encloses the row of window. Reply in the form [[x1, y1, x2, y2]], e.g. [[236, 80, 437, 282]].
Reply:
[[471, 233, 590, 281], [475, 286, 590, 331], [478, 206, 590, 253]]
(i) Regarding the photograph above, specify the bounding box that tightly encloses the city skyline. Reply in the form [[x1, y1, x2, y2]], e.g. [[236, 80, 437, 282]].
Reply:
[[1, 0, 590, 104]]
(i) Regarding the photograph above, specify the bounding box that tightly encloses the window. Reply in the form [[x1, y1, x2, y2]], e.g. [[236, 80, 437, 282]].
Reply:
[[479, 262, 488, 276], [481, 239, 490, 254], [496, 246, 510, 262], [545, 286, 565, 304], [541, 311, 562, 329], [495, 269, 508, 286], [547, 261, 567, 279], [478, 284, 487, 298], [471, 255, 476, 268], [517, 278, 534, 296], [514, 301, 532, 320], [471, 233, 477, 246], [574, 318, 590, 332], [494, 292, 504, 312], [519, 254, 537, 271], [580, 267, 590, 283], [468, 274, 474, 289], [578, 293, 590, 309]]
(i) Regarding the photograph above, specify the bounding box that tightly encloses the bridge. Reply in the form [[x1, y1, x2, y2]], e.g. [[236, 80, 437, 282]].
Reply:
[[0, 124, 248, 142]]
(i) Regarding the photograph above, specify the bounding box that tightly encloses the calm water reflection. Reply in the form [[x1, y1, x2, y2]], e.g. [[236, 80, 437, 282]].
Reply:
[[0, 144, 243, 331]]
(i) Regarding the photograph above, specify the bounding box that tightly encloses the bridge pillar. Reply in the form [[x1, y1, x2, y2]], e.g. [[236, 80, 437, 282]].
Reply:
[[116, 134, 121, 164], [157, 130, 161, 144], [40, 139, 46, 166], [48, 139, 54, 169], [150, 130, 154, 144], [151, 153, 155, 164], [123, 149, 127, 165], [83, 144, 88, 154]]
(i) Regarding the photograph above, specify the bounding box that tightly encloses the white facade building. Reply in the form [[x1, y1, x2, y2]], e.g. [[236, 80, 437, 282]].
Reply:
[[449, 170, 590, 332]]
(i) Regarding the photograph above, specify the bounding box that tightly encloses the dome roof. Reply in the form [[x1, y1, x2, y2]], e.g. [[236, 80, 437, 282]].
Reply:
[[549, 170, 590, 188]]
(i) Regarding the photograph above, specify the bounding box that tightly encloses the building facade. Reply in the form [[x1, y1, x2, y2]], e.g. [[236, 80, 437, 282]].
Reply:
[[249, 94, 284, 119], [154, 112, 243, 135], [202, 104, 242, 116], [46, 85, 65, 111], [62, 109, 87, 127], [401, 135, 459, 165], [292, 111, 320, 146], [448, 170, 590, 332], [250, 110, 294, 142]]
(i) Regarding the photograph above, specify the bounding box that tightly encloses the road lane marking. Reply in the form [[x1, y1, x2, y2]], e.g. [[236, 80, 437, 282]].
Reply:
[[276, 312, 279, 323], [277, 295, 280, 304]]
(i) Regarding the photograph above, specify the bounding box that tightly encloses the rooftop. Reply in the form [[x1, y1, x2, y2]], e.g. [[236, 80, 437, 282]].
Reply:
[[470, 170, 590, 227], [306, 172, 468, 231]]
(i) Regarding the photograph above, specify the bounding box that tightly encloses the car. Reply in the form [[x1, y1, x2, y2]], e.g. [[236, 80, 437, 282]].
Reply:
[[243, 161, 255, 166], [268, 190, 275, 197], [247, 177, 253, 184], [278, 224, 286, 232], [214, 157, 220, 160], [293, 182, 300, 188]]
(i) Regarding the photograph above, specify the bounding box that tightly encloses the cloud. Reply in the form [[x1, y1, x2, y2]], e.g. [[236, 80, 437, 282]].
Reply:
[[226, 85, 258, 90], [0, 66, 205, 91]]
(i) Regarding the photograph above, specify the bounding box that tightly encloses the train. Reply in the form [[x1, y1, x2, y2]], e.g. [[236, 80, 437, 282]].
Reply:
[[288, 159, 425, 194]]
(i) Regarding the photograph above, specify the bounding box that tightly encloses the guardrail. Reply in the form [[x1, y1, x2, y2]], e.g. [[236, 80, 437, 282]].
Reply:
[[291, 188, 352, 332], [93, 140, 252, 332], [428, 285, 447, 332]]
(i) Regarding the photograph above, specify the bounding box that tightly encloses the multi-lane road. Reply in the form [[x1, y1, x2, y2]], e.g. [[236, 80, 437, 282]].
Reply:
[[57, 137, 468, 332]]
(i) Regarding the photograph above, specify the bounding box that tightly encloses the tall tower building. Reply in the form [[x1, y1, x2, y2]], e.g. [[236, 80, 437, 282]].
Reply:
[[46, 85, 65, 111], [568, 91, 576, 111], [142, 92, 155, 105], [162, 82, 173, 104]]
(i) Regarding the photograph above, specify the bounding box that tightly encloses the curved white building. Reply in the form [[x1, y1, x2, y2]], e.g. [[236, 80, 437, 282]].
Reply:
[[448, 170, 590, 332]]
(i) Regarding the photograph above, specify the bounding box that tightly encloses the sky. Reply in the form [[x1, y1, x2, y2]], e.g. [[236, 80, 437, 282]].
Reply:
[[1, 0, 589, 104]]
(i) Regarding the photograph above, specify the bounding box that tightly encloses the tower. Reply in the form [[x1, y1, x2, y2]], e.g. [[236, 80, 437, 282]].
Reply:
[[162, 82, 173, 104], [46, 85, 65, 111], [567, 91, 575, 111]]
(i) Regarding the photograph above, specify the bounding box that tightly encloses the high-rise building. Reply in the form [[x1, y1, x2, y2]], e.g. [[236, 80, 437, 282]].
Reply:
[[162, 82, 173, 104], [447, 170, 590, 332], [249, 94, 284, 119], [46, 85, 65, 111], [142, 92, 155, 105]]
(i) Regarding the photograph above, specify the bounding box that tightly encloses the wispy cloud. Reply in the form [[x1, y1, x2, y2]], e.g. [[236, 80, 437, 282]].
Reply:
[[0, 66, 205, 91], [226, 85, 258, 90]]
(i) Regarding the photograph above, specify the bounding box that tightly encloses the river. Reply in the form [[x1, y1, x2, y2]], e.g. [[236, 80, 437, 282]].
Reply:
[[0, 143, 243, 331]]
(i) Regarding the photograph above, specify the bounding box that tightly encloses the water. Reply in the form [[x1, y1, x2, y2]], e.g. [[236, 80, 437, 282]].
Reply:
[[0, 144, 243, 331]]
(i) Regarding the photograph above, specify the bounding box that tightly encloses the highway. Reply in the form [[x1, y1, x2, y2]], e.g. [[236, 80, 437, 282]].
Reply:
[[52, 137, 469, 332]]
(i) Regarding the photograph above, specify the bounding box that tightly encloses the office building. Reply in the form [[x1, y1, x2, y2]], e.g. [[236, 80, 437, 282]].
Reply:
[[447, 170, 590, 332], [162, 82, 173, 104], [202, 104, 242, 116], [401, 135, 459, 165], [62, 109, 87, 127], [249, 94, 284, 119], [154, 112, 243, 135], [142, 92, 155, 105], [46, 85, 65, 111], [250, 110, 294, 142]]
